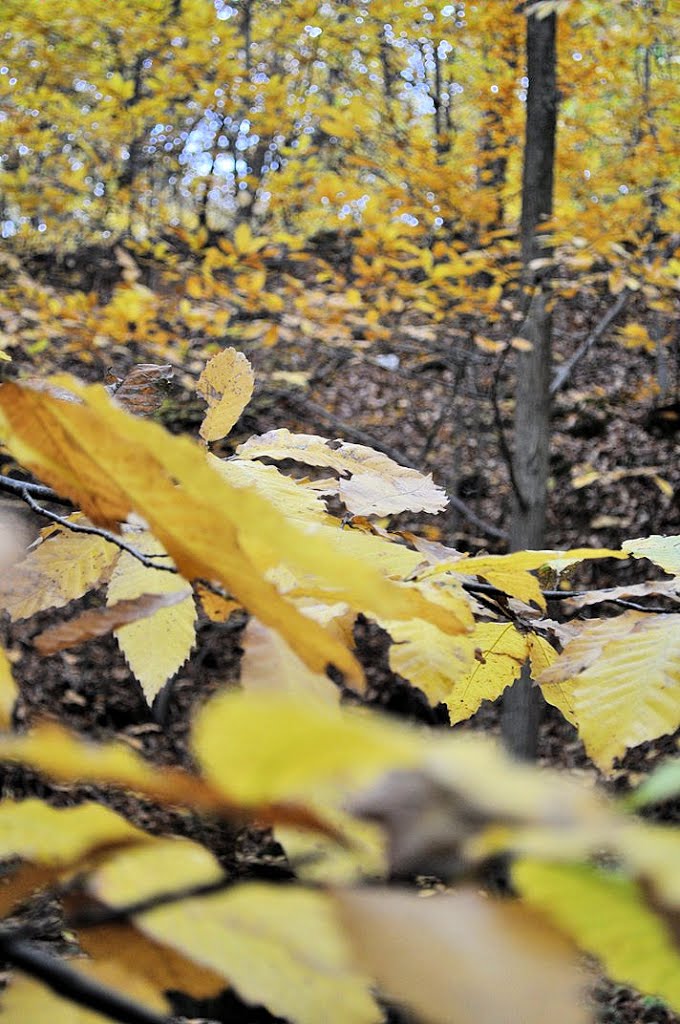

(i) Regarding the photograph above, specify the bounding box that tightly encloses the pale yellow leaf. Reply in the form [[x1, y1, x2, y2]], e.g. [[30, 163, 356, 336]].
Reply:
[[514, 860, 680, 1011], [539, 612, 680, 770], [0, 526, 119, 621], [89, 837, 224, 907], [622, 534, 680, 576], [420, 548, 626, 610], [527, 631, 577, 726], [192, 690, 421, 804], [134, 883, 381, 1024], [334, 887, 589, 1024], [385, 618, 476, 706], [197, 347, 255, 442], [237, 429, 448, 516], [106, 535, 196, 704], [0, 799, 147, 867], [212, 456, 333, 526]]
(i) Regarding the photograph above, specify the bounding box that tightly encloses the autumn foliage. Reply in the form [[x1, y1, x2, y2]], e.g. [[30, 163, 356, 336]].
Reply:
[[0, 352, 677, 1024], [0, 0, 678, 1022]]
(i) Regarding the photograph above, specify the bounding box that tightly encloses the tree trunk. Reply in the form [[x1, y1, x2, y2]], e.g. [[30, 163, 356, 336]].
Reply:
[[501, 8, 558, 760]]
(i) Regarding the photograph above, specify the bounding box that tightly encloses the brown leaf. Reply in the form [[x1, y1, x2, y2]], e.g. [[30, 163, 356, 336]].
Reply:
[[34, 590, 191, 655], [109, 364, 174, 418]]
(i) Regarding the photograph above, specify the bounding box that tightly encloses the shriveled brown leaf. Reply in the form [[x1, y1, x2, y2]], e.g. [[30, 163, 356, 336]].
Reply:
[[108, 363, 174, 418], [34, 590, 191, 655]]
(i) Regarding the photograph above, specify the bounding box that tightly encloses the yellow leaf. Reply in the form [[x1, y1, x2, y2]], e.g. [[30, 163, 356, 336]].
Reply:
[[539, 612, 680, 770], [1, 961, 169, 1022], [106, 535, 196, 704], [0, 724, 236, 817], [0, 799, 147, 867], [652, 475, 674, 498], [212, 457, 333, 526], [385, 618, 476, 707], [237, 429, 448, 517], [527, 631, 577, 725], [0, 381, 462, 686], [0, 644, 17, 729], [0, 524, 119, 621], [446, 622, 528, 725], [192, 691, 421, 804], [421, 548, 626, 610], [473, 334, 505, 353], [134, 883, 381, 1024], [622, 534, 680, 576], [88, 837, 224, 907], [197, 347, 255, 442], [514, 860, 680, 1011], [334, 887, 589, 1024]]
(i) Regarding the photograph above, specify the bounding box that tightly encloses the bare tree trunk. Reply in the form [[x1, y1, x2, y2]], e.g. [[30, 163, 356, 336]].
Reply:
[[501, 7, 558, 760]]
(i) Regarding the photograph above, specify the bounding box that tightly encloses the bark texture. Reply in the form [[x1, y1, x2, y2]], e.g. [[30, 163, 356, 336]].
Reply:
[[501, 9, 558, 760]]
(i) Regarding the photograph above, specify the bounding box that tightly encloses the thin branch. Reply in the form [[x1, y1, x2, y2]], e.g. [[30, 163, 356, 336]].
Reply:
[[0, 931, 171, 1024], [68, 876, 234, 930], [0, 474, 71, 505], [463, 579, 670, 613], [550, 289, 630, 396], [19, 490, 178, 575]]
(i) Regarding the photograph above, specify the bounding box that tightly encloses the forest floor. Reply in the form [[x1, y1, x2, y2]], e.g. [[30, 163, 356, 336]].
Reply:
[[1, 260, 679, 1023]]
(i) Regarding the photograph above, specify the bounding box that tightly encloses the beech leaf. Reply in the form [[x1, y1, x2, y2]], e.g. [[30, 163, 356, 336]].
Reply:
[[197, 347, 255, 441], [334, 887, 589, 1024]]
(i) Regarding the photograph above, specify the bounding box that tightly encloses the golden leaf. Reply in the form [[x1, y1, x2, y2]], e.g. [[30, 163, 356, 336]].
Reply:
[[197, 347, 255, 442], [192, 690, 421, 804], [0, 799, 147, 867], [539, 612, 680, 770], [446, 622, 528, 725], [1, 961, 169, 1021], [106, 535, 196, 704]]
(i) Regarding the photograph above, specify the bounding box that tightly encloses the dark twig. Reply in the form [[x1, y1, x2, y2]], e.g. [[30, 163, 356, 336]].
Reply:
[[463, 579, 669, 613], [550, 289, 630, 396], [0, 931, 171, 1024], [68, 876, 234, 930], [0, 474, 71, 505], [19, 490, 178, 575]]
